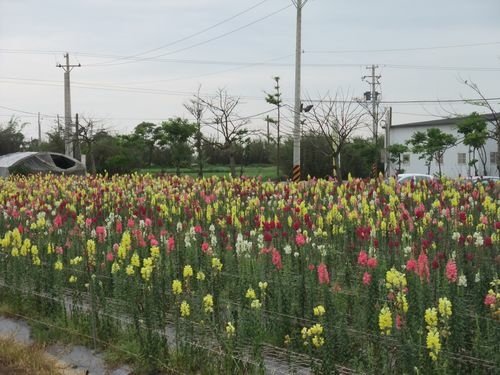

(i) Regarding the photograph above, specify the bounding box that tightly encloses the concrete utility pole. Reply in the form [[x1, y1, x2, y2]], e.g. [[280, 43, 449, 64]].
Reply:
[[57, 53, 80, 157], [292, 0, 308, 182], [384, 107, 392, 177], [37, 112, 41, 146], [362, 64, 381, 176]]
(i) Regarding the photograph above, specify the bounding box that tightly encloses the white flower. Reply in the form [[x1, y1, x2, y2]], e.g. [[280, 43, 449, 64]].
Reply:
[[176, 222, 183, 232], [475, 271, 481, 283], [139, 220, 145, 228], [451, 232, 461, 242], [209, 224, 216, 233], [284, 245, 292, 255], [293, 252, 300, 258], [403, 246, 412, 256], [458, 274, 467, 287]]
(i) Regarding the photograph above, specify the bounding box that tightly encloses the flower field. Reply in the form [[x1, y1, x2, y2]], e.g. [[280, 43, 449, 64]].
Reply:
[[0, 174, 498, 374]]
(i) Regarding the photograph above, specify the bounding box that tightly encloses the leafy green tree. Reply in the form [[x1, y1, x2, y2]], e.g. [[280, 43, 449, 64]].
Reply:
[[132, 122, 159, 167], [0, 116, 26, 155], [265, 76, 282, 178], [155, 118, 196, 175], [388, 143, 409, 175], [406, 128, 457, 177], [457, 112, 489, 176]]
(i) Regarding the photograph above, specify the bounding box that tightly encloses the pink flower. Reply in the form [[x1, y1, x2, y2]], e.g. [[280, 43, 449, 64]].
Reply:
[[55, 246, 64, 255], [96, 226, 107, 243], [295, 233, 306, 246], [201, 242, 210, 254], [406, 258, 417, 273], [317, 263, 330, 285], [484, 293, 496, 307], [127, 218, 135, 228], [115, 220, 123, 234], [167, 236, 175, 253], [367, 257, 378, 269], [272, 249, 283, 270], [308, 264, 315, 271], [194, 225, 202, 234], [362, 271, 372, 286], [145, 218, 152, 227], [150, 238, 158, 246], [54, 215, 63, 228], [85, 218, 93, 228], [417, 251, 430, 283], [106, 252, 114, 262], [396, 314, 404, 330], [357, 251, 368, 266], [445, 259, 458, 283]]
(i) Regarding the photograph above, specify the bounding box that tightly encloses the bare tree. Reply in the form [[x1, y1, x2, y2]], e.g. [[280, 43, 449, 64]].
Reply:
[[304, 91, 367, 178], [78, 116, 107, 174], [462, 79, 500, 176], [198, 88, 249, 177], [184, 86, 206, 178]]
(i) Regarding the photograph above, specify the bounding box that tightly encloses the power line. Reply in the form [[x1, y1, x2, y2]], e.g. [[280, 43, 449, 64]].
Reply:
[[306, 41, 500, 54], [87, 4, 293, 67], [89, 0, 272, 66]]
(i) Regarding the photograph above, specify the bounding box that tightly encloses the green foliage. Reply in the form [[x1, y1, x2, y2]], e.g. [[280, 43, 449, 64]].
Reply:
[[388, 143, 409, 174], [457, 112, 489, 175], [406, 128, 457, 176], [0, 116, 26, 155], [155, 118, 197, 175]]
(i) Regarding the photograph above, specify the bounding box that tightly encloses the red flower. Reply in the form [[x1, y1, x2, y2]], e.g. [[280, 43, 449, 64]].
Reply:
[[445, 259, 458, 283], [406, 258, 417, 273], [272, 249, 283, 270], [167, 236, 175, 253], [317, 263, 330, 285], [263, 231, 273, 243], [484, 293, 496, 306], [295, 233, 306, 246], [201, 242, 210, 254], [417, 251, 430, 282], [362, 272, 372, 286], [367, 257, 378, 269], [357, 251, 368, 266]]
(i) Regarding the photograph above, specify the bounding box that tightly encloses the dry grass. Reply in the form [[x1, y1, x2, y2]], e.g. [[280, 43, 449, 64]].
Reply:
[[0, 336, 62, 375]]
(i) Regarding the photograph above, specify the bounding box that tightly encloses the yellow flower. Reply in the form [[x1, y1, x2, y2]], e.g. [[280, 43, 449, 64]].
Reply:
[[196, 271, 206, 281], [396, 292, 409, 313], [172, 279, 182, 295], [245, 287, 256, 300], [258, 281, 268, 291], [308, 323, 323, 336], [211, 257, 223, 272], [150, 246, 160, 258], [69, 275, 77, 283], [111, 262, 120, 274], [226, 322, 236, 338], [125, 265, 135, 276], [426, 328, 441, 361], [251, 299, 262, 309], [313, 305, 326, 317], [284, 335, 291, 346], [130, 253, 140, 267], [54, 260, 63, 271], [425, 308, 438, 329], [379, 306, 392, 335], [203, 294, 214, 313], [438, 297, 452, 319], [180, 300, 190, 317], [311, 335, 325, 348], [183, 265, 193, 279], [385, 267, 407, 290]]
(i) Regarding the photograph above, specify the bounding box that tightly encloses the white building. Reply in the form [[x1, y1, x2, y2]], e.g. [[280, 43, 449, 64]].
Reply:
[[388, 113, 498, 178]]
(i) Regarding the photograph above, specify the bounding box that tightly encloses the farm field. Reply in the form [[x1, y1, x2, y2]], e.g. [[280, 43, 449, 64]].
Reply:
[[0, 174, 498, 374]]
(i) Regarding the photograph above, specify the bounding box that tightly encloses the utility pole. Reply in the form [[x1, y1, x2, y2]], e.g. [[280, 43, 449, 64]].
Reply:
[[265, 116, 271, 144], [384, 107, 392, 177], [74, 113, 81, 161], [57, 53, 80, 158], [362, 64, 381, 176], [292, 0, 309, 182], [37, 112, 41, 147]]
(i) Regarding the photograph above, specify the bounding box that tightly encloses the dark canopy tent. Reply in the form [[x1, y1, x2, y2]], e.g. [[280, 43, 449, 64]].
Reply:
[[0, 152, 86, 178]]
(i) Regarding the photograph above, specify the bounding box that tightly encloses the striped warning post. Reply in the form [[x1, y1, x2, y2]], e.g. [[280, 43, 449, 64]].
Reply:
[[292, 165, 301, 182]]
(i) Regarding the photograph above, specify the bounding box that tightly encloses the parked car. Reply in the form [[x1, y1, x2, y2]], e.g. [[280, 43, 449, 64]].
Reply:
[[397, 173, 434, 184], [467, 176, 500, 185]]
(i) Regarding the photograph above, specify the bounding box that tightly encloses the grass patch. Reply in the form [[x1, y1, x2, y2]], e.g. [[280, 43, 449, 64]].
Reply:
[[0, 336, 62, 375], [140, 164, 279, 179]]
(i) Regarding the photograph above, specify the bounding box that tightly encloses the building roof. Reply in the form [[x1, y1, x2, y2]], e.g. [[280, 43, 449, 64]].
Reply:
[[393, 112, 500, 129]]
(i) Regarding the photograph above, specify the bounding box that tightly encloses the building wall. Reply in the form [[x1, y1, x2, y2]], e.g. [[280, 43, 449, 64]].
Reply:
[[389, 122, 497, 178]]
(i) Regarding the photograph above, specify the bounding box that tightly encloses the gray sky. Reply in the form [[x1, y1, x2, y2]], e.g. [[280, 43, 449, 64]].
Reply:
[[1, 0, 499, 140]]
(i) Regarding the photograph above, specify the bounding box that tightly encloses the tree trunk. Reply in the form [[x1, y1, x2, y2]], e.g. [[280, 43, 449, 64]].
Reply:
[[229, 150, 236, 178], [88, 143, 96, 174]]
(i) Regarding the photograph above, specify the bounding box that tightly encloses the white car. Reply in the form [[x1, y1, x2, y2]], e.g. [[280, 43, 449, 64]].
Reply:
[[397, 173, 434, 184], [467, 176, 500, 185]]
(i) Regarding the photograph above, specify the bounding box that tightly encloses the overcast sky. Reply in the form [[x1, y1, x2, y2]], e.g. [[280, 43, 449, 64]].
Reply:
[[1, 0, 499, 140]]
